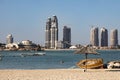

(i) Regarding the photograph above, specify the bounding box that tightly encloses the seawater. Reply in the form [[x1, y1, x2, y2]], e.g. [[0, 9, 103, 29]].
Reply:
[[0, 50, 120, 69]]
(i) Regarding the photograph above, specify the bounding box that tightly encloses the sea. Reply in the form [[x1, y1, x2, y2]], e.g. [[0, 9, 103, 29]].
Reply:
[[0, 50, 120, 69]]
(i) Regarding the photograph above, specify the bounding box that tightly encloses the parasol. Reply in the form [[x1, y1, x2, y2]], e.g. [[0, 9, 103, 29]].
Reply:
[[75, 45, 99, 71]]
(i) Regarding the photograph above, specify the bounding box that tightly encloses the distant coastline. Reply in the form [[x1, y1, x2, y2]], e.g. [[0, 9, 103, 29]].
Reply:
[[44, 49, 78, 51], [0, 47, 120, 52]]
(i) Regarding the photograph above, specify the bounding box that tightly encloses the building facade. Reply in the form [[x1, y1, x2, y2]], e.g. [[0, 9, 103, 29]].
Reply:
[[6, 34, 13, 44], [90, 27, 99, 46], [45, 17, 51, 48], [63, 26, 71, 48], [110, 29, 118, 47], [57, 41, 64, 49], [45, 15, 58, 49], [100, 27, 108, 47]]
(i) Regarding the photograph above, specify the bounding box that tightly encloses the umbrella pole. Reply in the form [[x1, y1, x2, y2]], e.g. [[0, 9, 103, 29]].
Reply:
[[85, 53, 88, 72]]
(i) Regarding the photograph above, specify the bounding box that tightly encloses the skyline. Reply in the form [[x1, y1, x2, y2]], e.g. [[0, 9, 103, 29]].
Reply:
[[0, 0, 120, 45]]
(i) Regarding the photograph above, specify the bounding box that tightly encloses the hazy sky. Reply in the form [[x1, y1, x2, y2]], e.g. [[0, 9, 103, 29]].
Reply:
[[0, 0, 120, 45]]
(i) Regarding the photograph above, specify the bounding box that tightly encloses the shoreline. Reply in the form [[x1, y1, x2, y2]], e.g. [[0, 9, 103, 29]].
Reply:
[[0, 69, 120, 80], [1, 48, 120, 52]]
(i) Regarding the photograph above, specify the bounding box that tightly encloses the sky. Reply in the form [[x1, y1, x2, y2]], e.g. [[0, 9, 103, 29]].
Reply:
[[0, 0, 120, 46]]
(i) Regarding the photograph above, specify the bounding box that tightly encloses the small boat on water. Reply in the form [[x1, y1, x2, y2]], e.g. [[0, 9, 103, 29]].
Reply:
[[76, 58, 103, 69], [21, 52, 46, 57], [107, 61, 120, 69], [33, 53, 46, 56], [0, 57, 2, 61], [0, 54, 2, 61]]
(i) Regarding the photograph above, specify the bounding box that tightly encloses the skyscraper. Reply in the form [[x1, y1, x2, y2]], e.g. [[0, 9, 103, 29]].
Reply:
[[45, 17, 51, 48], [6, 34, 13, 44], [110, 29, 118, 47], [50, 15, 58, 49], [100, 27, 108, 47], [45, 15, 58, 49], [63, 26, 71, 48], [90, 27, 99, 46]]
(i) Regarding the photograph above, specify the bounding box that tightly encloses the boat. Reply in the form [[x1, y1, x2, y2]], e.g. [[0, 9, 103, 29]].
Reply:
[[33, 52, 46, 56], [0, 57, 2, 61], [0, 54, 2, 61], [107, 61, 120, 69], [76, 58, 103, 69], [21, 52, 46, 57]]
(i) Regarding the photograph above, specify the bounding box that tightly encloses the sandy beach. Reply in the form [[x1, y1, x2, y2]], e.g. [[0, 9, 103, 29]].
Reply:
[[0, 69, 120, 80]]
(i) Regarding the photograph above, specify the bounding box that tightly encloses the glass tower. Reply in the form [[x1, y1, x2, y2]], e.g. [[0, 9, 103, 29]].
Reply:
[[110, 29, 118, 47], [45, 15, 58, 49], [63, 26, 71, 48], [90, 27, 99, 46], [100, 27, 108, 47]]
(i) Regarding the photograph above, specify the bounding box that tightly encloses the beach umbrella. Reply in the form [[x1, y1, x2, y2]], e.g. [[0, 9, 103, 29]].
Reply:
[[75, 45, 99, 71]]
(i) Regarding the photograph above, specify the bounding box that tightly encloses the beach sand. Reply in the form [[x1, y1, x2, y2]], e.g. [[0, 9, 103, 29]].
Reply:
[[0, 69, 120, 80]]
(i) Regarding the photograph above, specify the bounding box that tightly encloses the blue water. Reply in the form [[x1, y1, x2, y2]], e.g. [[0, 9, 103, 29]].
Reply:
[[0, 50, 120, 69]]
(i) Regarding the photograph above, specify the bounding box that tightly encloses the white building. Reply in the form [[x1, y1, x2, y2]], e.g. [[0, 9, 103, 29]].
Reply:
[[6, 34, 13, 44], [5, 43, 19, 49], [110, 29, 118, 47], [21, 40, 32, 45]]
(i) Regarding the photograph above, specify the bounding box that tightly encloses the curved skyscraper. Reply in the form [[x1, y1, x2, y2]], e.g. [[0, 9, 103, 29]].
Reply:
[[110, 29, 118, 47], [45, 17, 51, 48], [100, 27, 108, 47], [90, 27, 99, 46], [50, 15, 58, 49], [45, 15, 58, 49]]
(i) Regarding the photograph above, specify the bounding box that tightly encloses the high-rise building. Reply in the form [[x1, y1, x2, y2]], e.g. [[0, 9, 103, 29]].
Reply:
[[6, 34, 13, 44], [90, 27, 99, 46], [45, 17, 51, 48], [110, 29, 118, 47], [63, 26, 71, 48], [45, 15, 58, 49], [50, 15, 58, 49], [100, 27, 108, 47]]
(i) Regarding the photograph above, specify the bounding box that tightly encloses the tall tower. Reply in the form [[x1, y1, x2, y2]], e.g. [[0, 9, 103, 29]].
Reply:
[[50, 15, 58, 49], [100, 27, 108, 47], [110, 29, 118, 47], [6, 34, 13, 44], [45, 17, 51, 48], [90, 27, 99, 46], [45, 15, 58, 49], [63, 26, 71, 48]]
